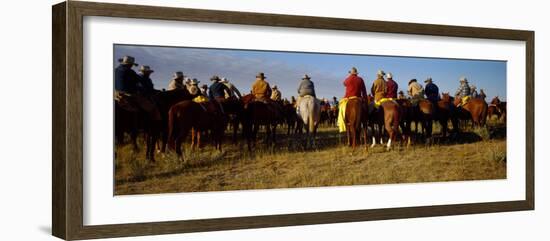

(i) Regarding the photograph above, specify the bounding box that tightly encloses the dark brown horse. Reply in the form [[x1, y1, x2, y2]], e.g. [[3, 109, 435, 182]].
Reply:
[[415, 99, 435, 143], [114, 88, 194, 162], [167, 100, 227, 162], [436, 93, 459, 138], [454, 95, 488, 128], [241, 94, 284, 151]]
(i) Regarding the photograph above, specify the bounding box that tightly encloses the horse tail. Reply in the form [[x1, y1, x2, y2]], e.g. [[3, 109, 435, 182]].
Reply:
[[167, 106, 178, 150], [308, 100, 315, 133]]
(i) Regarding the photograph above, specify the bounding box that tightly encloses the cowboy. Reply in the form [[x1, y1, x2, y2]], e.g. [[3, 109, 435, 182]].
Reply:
[[114, 56, 141, 94], [251, 72, 272, 101], [471, 85, 479, 98], [479, 89, 487, 100], [385, 72, 398, 99], [331, 96, 339, 107], [167, 71, 185, 90], [186, 78, 201, 96], [371, 70, 387, 106], [424, 77, 439, 103], [184, 77, 192, 89], [397, 91, 406, 100], [187, 78, 208, 103], [114, 56, 160, 120], [455, 76, 471, 106], [208, 75, 230, 102], [271, 85, 282, 101], [297, 74, 316, 98], [344, 67, 368, 99], [137, 65, 156, 95], [220, 77, 242, 99], [200, 84, 209, 96], [296, 74, 317, 110], [208, 75, 230, 114], [290, 96, 297, 107], [407, 78, 424, 105], [338, 67, 367, 132]]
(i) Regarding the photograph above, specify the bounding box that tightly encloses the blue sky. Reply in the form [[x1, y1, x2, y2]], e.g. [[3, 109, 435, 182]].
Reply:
[[114, 44, 507, 101]]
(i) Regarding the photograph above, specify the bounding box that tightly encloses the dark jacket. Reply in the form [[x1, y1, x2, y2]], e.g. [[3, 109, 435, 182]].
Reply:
[[297, 79, 316, 97], [209, 81, 230, 100], [114, 64, 141, 93], [425, 82, 439, 102], [138, 74, 155, 94], [385, 78, 398, 99]]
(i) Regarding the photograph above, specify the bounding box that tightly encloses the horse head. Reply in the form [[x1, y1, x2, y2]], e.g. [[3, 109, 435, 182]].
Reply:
[[491, 96, 501, 105]]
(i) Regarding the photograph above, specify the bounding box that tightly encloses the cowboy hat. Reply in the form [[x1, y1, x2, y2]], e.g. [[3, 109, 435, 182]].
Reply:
[[220, 77, 229, 83], [386, 72, 393, 79], [139, 65, 154, 73], [459, 76, 468, 82], [256, 72, 266, 79], [190, 78, 200, 85], [173, 71, 184, 79], [348, 67, 358, 74], [210, 75, 221, 81], [377, 69, 386, 76], [424, 77, 433, 83], [302, 74, 311, 80], [119, 56, 138, 66], [184, 77, 192, 84], [272, 85, 278, 89]]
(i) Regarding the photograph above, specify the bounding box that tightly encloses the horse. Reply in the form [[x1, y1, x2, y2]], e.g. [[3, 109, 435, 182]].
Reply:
[[282, 102, 300, 135], [344, 97, 366, 150], [488, 96, 507, 122], [241, 94, 284, 151], [395, 98, 413, 145], [297, 95, 321, 148], [114, 88, 194, 162], [167, 100, 227, 162], [151, 89, 195, 159], [369, 98, 402, 151], [436, 93, 459, 138], [454, 95, 488, 128], [415, 99, 435, 143], [219, 97, 245, 143]]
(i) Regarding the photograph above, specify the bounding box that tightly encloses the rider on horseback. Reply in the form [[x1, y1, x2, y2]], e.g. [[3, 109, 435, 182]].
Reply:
[[220, 77, 242, 99], [208, 75, 230, 114], [114, 56, 160, 120], [167, 71, 186, 90], [424, 77, 440, 104], [271, 85, 282, 101], [455, 76, 471, 107], [337, 67, 367, 132], [296, 74, 316, 111], [407, 78, 424, 106], [371, 70, 387, 107], [385, 72, 398, 99]]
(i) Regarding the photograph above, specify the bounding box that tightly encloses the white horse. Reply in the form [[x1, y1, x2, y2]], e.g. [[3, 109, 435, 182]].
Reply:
[[297, 95, 321, 148]]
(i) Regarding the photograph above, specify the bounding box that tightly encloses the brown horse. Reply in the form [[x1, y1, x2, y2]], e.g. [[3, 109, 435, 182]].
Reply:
[[488, 96, 507, 122], [454, 95, 488, 128], [115, 88, 194, 162], [437, 93, 459, 138], [344, 97, 364, 150], [167, 100, 227, 162], [241, 94, 284, 151], [396, 98, 413, 145], [369, 98, 402, 151], [415, 99, 435, 143]]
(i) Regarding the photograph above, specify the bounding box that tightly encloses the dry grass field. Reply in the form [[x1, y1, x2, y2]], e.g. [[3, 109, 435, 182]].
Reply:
[[114, 119, 507, 195]]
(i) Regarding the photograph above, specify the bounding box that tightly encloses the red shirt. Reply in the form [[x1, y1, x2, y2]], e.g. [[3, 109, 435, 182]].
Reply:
[[343, 74, 367, 98], [385, 78, 398, 98]]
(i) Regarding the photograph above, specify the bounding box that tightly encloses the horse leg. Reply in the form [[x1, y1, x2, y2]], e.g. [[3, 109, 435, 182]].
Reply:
[[190, 128, 196, 151]]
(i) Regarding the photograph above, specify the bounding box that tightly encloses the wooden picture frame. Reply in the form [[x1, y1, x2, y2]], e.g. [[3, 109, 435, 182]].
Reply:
[[52, 1, 534, 240]]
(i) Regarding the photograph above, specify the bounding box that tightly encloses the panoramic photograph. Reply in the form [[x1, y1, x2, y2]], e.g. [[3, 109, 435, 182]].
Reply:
[[113, 44, 507, 195]]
